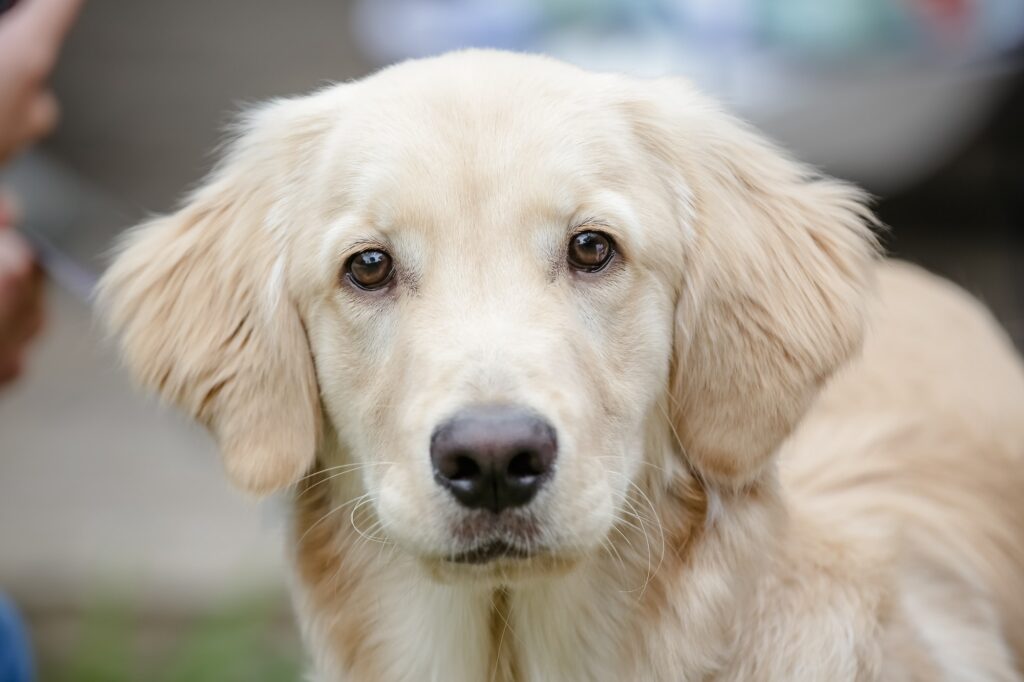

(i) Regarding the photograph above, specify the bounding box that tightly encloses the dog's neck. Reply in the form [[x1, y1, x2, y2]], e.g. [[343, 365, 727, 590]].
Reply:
[[288, 455, 782, 682]]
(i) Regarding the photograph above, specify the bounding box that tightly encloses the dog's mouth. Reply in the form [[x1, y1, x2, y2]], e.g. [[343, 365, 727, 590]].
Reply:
[[448, 540, 532, 565], [427, 535, 579, 583]]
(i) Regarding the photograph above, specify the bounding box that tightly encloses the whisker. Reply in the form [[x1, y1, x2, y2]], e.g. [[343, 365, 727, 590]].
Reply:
[[374, 529, 400, 566], [598, 535, 629, 583], [620, 497, 654, 592], [594, 455, 675, 479], [296, 461, 395, 490], [298, 492, 372, 545], [298, 468, 389, 499], [600, 469, 668, 597], [349, 495, 389, 545], [626, 480, 667, 599], [489, 592, 517, 682]]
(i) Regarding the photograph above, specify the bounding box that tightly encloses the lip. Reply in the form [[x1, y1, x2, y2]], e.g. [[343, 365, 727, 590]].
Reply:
[[448, 540, 532, 565]]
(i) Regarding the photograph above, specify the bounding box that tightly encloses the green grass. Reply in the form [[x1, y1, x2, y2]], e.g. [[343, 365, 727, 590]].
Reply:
[[44, 596, 303, 682]]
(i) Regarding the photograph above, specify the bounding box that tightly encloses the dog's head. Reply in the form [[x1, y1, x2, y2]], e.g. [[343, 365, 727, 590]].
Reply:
[[99, 51, 877, 581]]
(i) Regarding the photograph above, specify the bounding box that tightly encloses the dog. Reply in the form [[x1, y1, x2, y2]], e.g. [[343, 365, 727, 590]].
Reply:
[[98, 50, 1024, 681]]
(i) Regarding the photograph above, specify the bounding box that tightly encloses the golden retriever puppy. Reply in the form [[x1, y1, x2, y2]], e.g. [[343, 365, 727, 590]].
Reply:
[[98, 50, 1024, 681]]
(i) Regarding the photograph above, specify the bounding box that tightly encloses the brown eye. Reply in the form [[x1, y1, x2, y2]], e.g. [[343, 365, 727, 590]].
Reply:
[[567, 231, 614, 272], [346, 249, 394, 290]]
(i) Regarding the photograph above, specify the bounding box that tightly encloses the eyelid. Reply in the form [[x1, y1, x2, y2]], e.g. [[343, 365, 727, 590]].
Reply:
[[568, 216, 612, 232], [342, 238, 391, 260], [568, 216, 621, 242]]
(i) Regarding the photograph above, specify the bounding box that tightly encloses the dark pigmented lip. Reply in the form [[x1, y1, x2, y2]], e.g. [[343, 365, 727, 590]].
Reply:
[[449, 540, 531, 565]]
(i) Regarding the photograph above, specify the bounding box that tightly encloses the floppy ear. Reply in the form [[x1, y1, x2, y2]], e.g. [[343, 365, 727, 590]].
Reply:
[[630, 80, 880, 488], [98, 97, 333, 495]]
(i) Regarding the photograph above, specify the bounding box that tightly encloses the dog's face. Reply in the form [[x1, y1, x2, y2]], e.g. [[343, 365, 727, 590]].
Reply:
[[297, 73, 682, 572], [100, 51, 876, 581]]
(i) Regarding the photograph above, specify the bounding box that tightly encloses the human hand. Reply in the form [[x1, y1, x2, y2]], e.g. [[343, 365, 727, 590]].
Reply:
[[0, 0, 85, 165], [0, 195, 44, 384]]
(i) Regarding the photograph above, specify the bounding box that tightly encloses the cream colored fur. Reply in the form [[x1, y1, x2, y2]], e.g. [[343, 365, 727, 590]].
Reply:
[[98, 51, 1024, 681]]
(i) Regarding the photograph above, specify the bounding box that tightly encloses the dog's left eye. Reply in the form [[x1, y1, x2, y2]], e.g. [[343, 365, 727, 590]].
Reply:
[[346, 249, 395, 290], [567, 231, 615, 272]]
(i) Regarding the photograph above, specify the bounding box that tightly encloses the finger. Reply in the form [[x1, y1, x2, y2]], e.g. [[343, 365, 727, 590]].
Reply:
[[0, 231, 35, 316], [0, 300, 44, 349], [0, 275, 44, 354], [0, 355, 23, 385], [13, 0, 85, 53], [10, 291, 45, 344], [0, 95, 55, 163], [0, 192, 17, 229], [24, 299, 45, 341], [23, 89, 59, 140], [0, 229, 33, 280]]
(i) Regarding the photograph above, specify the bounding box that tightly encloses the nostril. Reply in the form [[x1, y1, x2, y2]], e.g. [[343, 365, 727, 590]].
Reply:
[[507, 450, 543, 480], [449, 453, 481, 481]]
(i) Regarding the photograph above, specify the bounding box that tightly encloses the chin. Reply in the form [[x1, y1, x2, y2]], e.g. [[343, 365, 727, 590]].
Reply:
[[420, 544, 585, 585]]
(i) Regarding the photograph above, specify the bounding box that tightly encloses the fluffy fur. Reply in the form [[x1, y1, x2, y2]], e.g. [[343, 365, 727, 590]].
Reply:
[[99, 51, 1024, 681]]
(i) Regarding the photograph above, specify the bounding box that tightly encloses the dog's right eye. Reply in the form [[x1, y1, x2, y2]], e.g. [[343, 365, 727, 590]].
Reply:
[[346, 249, 395, 290]]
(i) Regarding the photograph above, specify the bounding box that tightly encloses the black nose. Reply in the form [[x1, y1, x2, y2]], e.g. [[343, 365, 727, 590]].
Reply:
[[430, 407, 557, 513]]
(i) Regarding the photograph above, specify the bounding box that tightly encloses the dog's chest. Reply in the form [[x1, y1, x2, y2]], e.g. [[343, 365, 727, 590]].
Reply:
[[294, 560, 639, 682]]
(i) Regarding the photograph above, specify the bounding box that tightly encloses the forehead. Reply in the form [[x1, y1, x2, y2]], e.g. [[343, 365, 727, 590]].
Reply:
[[320, 66, 643, 228]]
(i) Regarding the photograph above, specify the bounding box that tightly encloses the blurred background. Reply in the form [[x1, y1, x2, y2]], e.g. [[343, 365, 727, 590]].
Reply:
[[1, 0, 1021, 679]]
